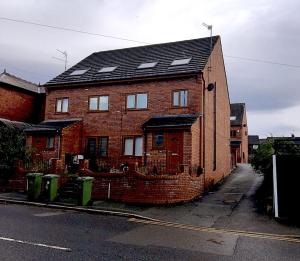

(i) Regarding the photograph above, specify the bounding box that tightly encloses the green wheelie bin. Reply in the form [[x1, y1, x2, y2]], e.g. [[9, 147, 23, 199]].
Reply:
[[26, 173, 43, 201], [77, 177, 94, 206], [42, 174, 59, 202]]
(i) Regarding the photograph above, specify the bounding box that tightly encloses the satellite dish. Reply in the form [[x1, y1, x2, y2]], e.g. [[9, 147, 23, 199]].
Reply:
[[207, 83, 215, 91]]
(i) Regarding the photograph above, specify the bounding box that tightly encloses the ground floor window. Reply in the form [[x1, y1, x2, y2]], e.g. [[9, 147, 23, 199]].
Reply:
[[46, 136, 55, 149], [124, 136, 143, 156], [153, 132, 164, 148], [99, 137, 108, 156], [86, 136, 109, 157]]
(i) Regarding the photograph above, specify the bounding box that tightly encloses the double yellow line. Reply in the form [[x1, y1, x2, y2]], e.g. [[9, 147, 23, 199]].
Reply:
[[128, 218, 300, 244]]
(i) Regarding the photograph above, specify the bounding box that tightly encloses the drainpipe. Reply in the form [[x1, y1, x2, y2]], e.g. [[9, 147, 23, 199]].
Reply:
[[143, 128, 147, 166], [213, 81, 217, 171], [57, 131, 61, 159], [201, 73, 206, 186]]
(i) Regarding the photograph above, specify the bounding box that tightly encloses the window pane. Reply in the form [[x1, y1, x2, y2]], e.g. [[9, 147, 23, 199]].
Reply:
[[46, 137, 54, 149], [135, 137, 143, 156], [89, 97, 98, 110], [127, 95, 135, 109], [124, 138, 133, 155], [87, 138, 97, 156], [173, 92, 179, 106], [180, 90, 188, 106], [154, 133, 164, 147], [137, 93, 147, 109], [99, 96, 109, 111], [99, 137, 108, 156], [62, 98, 69, 112], [56, 99, 62, 112]]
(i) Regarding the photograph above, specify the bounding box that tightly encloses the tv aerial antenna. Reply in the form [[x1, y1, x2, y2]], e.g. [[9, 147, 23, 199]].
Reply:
[[52, 49, 68, 71]]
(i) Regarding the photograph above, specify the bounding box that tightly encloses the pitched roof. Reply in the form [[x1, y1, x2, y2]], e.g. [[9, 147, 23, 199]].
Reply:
[[0, 70, 44, 94], [248, 135, 260, 145], [230, 103, 246, 126], [0, 118, 33, 130], [24, 118, 82, 133], [45, 36, 219, 87], [142, 114, 200, 129]]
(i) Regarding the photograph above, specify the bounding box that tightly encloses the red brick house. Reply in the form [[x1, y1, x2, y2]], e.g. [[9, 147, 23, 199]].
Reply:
[[230, 103, 248, 166], [26, 36, 231, 189], [0, 70, 45, 123]]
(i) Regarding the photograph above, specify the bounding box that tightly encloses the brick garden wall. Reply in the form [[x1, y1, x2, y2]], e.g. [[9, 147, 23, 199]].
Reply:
[[81, 170, 204, 204]]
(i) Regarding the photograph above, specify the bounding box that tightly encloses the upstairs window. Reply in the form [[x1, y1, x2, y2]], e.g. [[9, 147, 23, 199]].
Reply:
[[56, 98, 69, 113], [89, 96, 109, 111], [124, 136, 143, 156], [126, 93, 148, 109], [170, 58, 191, 66], [172, 90, 188, 107]]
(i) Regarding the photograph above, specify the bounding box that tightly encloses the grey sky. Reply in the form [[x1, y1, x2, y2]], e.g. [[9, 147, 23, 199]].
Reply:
[[1, 0, 300, 137]]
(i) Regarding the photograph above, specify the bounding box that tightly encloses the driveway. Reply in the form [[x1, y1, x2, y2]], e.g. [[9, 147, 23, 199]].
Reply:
[[140, 164, 300, 235]]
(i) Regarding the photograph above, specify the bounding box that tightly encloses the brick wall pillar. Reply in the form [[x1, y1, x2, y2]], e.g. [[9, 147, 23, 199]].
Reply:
[[50, 159, 63, 174], [79, 159, 90, 170]]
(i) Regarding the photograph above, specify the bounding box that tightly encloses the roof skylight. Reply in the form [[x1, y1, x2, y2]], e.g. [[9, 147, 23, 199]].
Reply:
[[170, 58, 192, 66], [69, 69, 89, 76], [98, 66, 117, 73], [137, 62, 158, 69]]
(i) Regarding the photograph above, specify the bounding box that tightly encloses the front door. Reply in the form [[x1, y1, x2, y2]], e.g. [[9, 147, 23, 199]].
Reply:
[[166, 132, 183, 174]]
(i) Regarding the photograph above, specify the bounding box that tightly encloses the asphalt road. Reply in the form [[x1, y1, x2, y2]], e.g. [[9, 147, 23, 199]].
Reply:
[[0, 203, 300, 261]]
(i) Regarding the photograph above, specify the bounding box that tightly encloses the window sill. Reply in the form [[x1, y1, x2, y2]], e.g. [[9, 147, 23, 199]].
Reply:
[[126, 108, 149, 111], [122, 155, 143, 157], [87, 110, 109, 113], [55, 112, 70, 115], [171, 106, 189, 109]]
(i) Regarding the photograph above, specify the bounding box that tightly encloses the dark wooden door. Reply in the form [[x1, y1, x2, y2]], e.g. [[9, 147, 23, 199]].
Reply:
[[166, 132, 183, 174]]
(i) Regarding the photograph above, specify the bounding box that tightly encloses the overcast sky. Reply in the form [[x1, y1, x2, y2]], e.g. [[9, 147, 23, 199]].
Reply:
[[1, 0, 300, 138]]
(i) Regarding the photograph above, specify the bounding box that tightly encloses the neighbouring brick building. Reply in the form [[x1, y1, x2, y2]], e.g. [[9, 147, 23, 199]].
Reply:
[[25, 36, 232, 202], [248, 135, 259, 163], [230, 103, 248, 166], [0, 70, 45, 123]]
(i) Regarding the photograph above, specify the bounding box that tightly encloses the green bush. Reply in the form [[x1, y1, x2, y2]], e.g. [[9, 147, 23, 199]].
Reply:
[[0, 126, 27, 178], [251, 138, 274, 175]]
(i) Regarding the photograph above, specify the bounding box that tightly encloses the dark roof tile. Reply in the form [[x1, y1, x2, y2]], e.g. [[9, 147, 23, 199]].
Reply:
[[142, 114, 200, 129], [45, 36, 219, 87]]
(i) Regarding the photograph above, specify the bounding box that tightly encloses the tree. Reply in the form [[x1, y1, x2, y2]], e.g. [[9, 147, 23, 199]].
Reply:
[[252, 138, 274, 175], [0, 126, 27, 178]]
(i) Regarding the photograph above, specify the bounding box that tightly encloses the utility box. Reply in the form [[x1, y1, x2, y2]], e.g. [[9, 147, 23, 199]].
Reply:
[[42, 174, 59, 202], [26, 173, 43, 201], [77, 177, 94, 206]]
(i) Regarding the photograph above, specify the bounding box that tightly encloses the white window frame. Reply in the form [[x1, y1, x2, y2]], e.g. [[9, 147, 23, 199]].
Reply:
[[126, 93, 148, 109], [172, 90, 188, 107], [88, 96, 109, 111], [56, 98, 69, 113], [124, 136, 143, 156]]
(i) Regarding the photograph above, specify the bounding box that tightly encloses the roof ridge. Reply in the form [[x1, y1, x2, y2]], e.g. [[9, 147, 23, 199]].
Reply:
[[0, 70, 39, 87], [92, 35, 220, 55]]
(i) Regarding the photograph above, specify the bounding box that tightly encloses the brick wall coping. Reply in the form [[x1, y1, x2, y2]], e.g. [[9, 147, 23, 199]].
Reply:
[[79, 169, 202, 182]]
